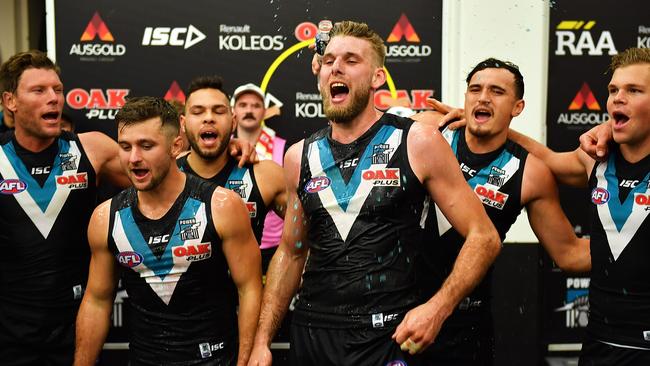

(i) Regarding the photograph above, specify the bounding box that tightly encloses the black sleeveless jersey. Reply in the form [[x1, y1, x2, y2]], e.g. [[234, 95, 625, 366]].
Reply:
[[0, 130, 96, 341], [294, 113, 428, 328], [586, 146, 650, 349], [420, 127, 527, 321], [107, 174, 238, 363], [178, 155, 268, 244]]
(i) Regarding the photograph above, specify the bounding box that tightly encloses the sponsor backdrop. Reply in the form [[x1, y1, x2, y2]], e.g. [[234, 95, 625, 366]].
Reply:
[[543, 0, 649, 359], [54, 0, 441, 147], [53, 0, 441, 364]]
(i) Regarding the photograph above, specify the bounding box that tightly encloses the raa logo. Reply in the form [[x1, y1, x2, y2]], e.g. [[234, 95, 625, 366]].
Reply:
[[555, 20, 617, 56]]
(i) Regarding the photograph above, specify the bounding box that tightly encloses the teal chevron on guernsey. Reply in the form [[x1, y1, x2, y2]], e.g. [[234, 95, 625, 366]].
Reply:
[[0, 139, 83, 238]]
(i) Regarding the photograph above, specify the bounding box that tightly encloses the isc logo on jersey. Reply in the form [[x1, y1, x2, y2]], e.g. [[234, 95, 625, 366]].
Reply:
[[362, 168, 400, 187], [304, 176, 331, 193], [0, 179, 27, 194], [174, 242, 212, 262], [591, 187, 609, 205], [117, 251, 143, 268], [554, 20, 617, 56], [474, 184, 508, 210], [56, 173, 88, 190]]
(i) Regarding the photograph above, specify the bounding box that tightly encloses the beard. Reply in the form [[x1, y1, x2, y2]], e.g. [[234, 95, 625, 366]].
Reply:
[[185, 129, 231, 161], [322, 81, 372, 124]]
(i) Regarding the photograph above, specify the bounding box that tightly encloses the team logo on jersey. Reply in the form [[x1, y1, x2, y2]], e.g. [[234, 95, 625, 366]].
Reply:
[[0, 179, 27, 194], [487, 166, 507, 187], [591, 187, 610, 205], [362, 168, 401, 187], [56, 173, 88, 190], [371, 144, 394, 164], [475, 184, 508, 210], [117, 251, 143, 268], [304, 176, 331, 193], [179, 218, 201, 240], [227, 180, 249, 199], [246, 202, 257, 217], [60, 153, 78, 171], [173, 242, 212, 262]]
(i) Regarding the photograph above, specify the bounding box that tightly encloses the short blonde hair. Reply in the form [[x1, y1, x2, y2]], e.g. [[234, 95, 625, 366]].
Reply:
[[609, 47, 650, 72], [329, 20, 386, 67]]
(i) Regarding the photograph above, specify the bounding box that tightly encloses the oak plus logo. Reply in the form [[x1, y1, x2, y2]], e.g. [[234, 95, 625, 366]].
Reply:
[[69, 11, 126, 61], [385, 13, 431, 61], [66, 88, 129, 120], [557, 82, 608, 125], [142, 25, 206, 49], [554, 20, 617, 56], [374, 89, 434, 111]]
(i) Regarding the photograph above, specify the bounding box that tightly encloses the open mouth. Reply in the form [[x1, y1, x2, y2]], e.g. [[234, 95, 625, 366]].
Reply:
[[473, 108, 492, 123], [200, 131, 218, 144], [330, 82, 349, 103], [612, 111, 630, 126], [131, 168, 149, 179], [42, 112, 60, 121]]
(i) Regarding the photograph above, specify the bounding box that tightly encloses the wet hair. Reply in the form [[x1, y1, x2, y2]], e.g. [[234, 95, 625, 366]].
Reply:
[[116, 96, 179, 136], [466, 58, 525, 99], [609, 47, 650, 73], [329, 20, 386, 67], [0, 50, 60, 96], [186, 75, 230, 100]]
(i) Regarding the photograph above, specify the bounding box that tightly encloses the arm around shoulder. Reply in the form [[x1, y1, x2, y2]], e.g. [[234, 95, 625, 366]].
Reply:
[[79, 131, 131, 189], [523, 155, 591, 273], [507, 128, 592, 187]]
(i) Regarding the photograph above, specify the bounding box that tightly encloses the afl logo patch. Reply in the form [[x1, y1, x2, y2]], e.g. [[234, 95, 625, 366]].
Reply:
[[304, 176, 331, 193], [0, 179, 27, 194], [117, 251, 143, 268], [591, 187, 610, 205]]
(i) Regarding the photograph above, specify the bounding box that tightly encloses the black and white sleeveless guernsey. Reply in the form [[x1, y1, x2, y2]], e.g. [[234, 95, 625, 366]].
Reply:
[[178, 155, 268, 244], [586, 145, 650, 349], [293, 113, 428, 329], [0, 130, 96, 342], [420, 126, 527, 321], [108, 174, 238, 364]]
